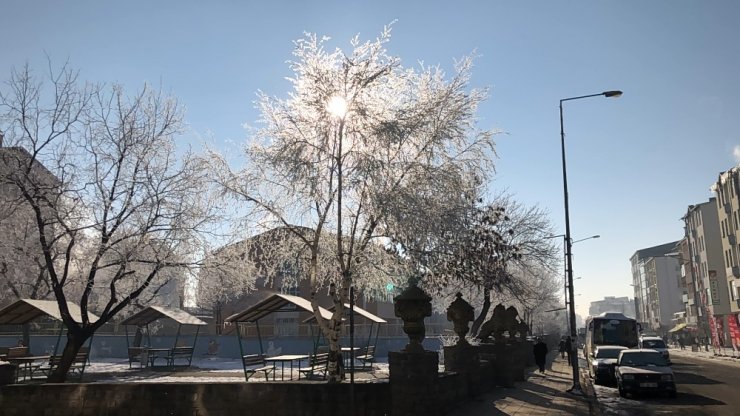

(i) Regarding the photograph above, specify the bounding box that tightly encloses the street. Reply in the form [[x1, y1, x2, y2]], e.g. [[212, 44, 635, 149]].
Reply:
[[592, 351, 740, 416]]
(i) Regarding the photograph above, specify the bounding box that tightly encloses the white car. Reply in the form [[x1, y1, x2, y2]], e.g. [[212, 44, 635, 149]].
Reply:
[[638, 336, 670, 363], [615, 349, 676, 398], [589, 345, 627, 384]]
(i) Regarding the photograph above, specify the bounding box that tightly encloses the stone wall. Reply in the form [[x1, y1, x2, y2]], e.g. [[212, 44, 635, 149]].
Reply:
[[0, 381, 391, 416]]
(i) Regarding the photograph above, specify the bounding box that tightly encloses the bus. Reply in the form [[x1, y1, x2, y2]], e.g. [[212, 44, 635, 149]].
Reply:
[[584, 312, 640, 359]]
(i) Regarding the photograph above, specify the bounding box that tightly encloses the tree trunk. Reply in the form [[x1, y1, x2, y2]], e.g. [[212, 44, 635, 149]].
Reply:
[[47, 330, 88, 383], [470, 288, 491, 337], [326, 301, 346, 383]]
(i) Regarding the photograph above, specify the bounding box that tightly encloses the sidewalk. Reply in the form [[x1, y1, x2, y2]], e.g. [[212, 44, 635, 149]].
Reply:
[[668, 345, 740, 364], [448, 355, 598, 415]]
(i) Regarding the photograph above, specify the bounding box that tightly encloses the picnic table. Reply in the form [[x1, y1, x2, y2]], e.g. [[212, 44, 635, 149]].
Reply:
[[264, 354, 309, 380], [6, 355, 50, 382], [341, 347, 360, 370], [145, 348, 172, 367]]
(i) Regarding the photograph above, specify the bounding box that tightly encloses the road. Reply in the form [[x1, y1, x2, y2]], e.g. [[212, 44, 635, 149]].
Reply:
[[592, 351, 740, 416]]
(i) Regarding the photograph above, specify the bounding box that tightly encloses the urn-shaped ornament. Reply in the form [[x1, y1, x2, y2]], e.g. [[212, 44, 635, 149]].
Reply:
[[446, 292, 475, 345], [394, 278, 432, 353]]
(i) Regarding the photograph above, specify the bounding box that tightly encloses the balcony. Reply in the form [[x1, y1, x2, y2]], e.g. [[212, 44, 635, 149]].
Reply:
[[733, 266, 740, 278], [725, 202, 732, 215], [730, 234, 737, 246]]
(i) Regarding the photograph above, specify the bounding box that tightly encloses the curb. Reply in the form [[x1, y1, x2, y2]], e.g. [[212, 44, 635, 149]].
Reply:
[[579, 365, 602, 416]]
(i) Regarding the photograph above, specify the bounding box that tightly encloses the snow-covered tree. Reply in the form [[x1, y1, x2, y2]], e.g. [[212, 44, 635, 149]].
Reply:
[[206, 26, 495, 382], [410, 191, 561, 338], [0, 62, 221, 382]]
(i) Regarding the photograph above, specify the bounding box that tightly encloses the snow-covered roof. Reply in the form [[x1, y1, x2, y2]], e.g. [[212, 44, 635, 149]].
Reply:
[[302, 303, 387, 324], [120, 305, 207, 326], [224, 293, 333, 323], [0, 298, 99, 325]]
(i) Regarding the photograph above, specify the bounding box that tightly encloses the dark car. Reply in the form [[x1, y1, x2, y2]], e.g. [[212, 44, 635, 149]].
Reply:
[[589, 345, 627, 384], [615, 349, 676, 398]]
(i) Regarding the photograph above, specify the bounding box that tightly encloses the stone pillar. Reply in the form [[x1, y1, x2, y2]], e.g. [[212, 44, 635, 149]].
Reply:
[[442, 293, 482, 396], [389, 351, 440, 416], [510, 342, 527, 381], [478, 342, 514, 387], [390, 280, 439, 415]]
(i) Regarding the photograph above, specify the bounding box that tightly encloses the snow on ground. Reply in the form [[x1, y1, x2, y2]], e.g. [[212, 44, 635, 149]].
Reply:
[[82, 357, 390, 384]]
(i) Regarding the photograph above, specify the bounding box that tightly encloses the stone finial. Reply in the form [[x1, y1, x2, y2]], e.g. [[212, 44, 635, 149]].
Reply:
[[394, 278, 432, 353], [446, 292, 475, 345]]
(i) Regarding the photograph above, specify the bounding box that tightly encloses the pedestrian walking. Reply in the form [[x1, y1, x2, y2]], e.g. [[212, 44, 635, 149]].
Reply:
[[533, 337, 548, 373], [564, 336, 573, 365], [558, 337, 566, 359]]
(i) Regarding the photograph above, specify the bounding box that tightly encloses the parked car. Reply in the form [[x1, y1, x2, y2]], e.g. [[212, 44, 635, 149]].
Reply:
[[615, 349, 676, 398], [589, 345, 627, 384], [639, 336, 670, 363]]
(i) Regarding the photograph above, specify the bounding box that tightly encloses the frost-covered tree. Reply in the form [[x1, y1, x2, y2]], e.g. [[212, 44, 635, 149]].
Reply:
[[410, 192, 561, 337], [0, 62, 220, 382], [207, 26, 495, 382]]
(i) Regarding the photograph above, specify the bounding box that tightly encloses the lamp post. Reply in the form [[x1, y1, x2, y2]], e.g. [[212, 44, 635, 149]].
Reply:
[[560, 90, 622, 394]]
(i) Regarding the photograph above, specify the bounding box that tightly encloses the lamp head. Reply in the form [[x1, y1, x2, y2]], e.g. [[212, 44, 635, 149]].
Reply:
[[603, 90, 623, 98]]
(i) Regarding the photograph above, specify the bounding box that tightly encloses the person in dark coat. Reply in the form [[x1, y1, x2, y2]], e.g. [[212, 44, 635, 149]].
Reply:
[[533, 337, 548, 373], [558, 337, 566, 358], [564, 336, 573, 365]]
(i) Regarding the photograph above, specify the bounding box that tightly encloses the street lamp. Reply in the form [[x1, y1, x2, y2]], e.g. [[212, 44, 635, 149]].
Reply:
[[560, 90, 622, 395], [572, 235, 600, 244]]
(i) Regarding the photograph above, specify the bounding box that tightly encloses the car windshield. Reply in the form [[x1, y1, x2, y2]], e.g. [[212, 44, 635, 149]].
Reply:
[[595, 348, 623, 358], [619, 352, 668, 367], [642, 339, 666, 348]]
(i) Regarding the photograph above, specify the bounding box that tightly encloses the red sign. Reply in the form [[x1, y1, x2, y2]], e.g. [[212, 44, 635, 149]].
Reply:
[[709, 315, 725, 349], [728, 314, 740, 352]]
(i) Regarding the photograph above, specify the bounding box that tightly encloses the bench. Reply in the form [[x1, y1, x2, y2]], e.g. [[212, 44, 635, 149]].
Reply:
[[128, 347, 147, 368], [298, 352, 329, 380], [241, 354, 275, 381], [355, 345, 376, 370], [167, 346, 194, 366], [39, 347, 89, 380]]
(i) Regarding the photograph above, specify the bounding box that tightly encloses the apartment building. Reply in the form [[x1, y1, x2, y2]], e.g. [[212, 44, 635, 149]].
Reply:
[[683, 200, 731, 348], [712, 167, 740, 350], [588, 296, 635, 318], [630, 242, 684, 333], [675, 237, 703, 332]]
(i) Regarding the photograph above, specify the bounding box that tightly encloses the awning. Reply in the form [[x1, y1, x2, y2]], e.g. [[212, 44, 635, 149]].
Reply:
[[668, 323, 687, 333], [224, 293, 333, 323], [302, 303, 387, 324], [0, 298, 100, 325], [120, 305, 207, 326]]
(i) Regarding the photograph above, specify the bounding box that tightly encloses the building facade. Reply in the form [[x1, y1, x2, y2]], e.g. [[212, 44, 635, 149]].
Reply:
[[683, 200, 732, 349], [712, 167, 740, 350], [588, 296, 635, 318], [630, 241, 683, 333]]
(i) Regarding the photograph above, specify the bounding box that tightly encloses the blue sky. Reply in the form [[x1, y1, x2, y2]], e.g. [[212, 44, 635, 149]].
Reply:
[[2, 1, 740, 319]]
